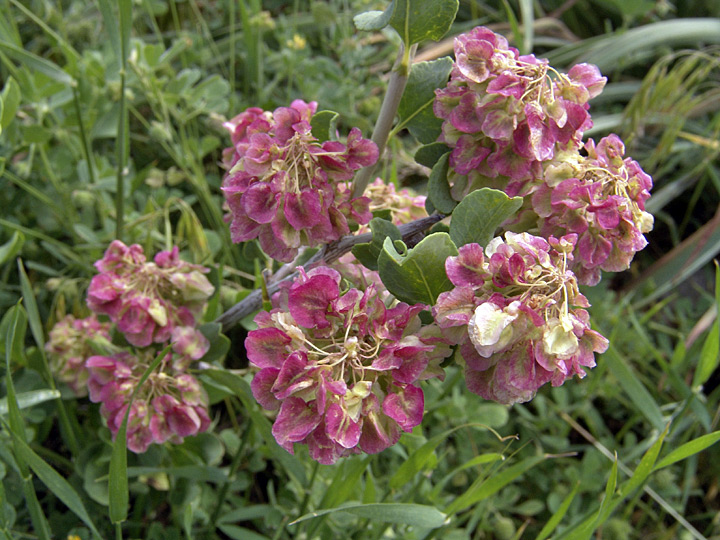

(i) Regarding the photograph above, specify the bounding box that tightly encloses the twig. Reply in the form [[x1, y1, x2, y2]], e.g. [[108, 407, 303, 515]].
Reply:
[[352, 43, 418, 198], [214, 214, 444, 330]]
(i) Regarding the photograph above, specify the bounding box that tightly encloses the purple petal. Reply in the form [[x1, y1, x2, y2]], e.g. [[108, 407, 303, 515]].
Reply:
[[251, 368, 281, 410], [245, 327, 292, 368], [272, 397, 322, 446], [287, 274, 339, 329], [382, 385, 424, 432], [284, 190, 322, 229], [242, 183, 279, 224], [325, 402, 362, 449]]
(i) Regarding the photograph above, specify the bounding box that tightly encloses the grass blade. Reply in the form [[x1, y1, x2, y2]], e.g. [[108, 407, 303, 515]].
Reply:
[[291, 502, 446, 528], [620, 424, 668, 497], [692, 262, 720, 387], [320, 457, 369, 510], [518, 0, 533, 53], [600, 345, 666, 431], [580, 19, 720, 72], [3, 304, 51, 540], [0, 40, 74, 86], [534, 482, 580, 540], [108, 345, 169, 524], [18, 259, 80, 455], [390, 426, 466, 490], [654, 431, 720, 471], [3, 422, 102, 539], [0, 389, 61, 415], [445, 456, 545, 515]]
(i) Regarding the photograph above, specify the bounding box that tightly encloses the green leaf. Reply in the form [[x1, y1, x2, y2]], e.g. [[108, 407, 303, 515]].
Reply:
[[198, 322, 231, 364], [396, 58, 453, 143], [378, 232, 457, 305], [415, 142, 450, 169], [0, 77, 19, 130], [201, 369, 308, 487], [310, 110, 339, 142], [534, 482, 579, 540], [602, 345, 666, 432], [390, 425, 468, 489], [580, 19, 720, 72], [320, 457, 370, 509], [0, 231, 24, 265], [427, 152, 456, 214], [654, 431, 720, 471], [445, 456, 545, 515], [694, 323, 720, 388], [3, 305, 51, 540], [598, 455, 618, 523], [500, 0, 523, 55], [0, 389, 60, 415], [351, 218, 401, 271], [4, 305, 29, 444], [558, 428, 669, 540], [127, 465, 228, 484], [389, 0, 459, 46], [218, 505, 274, 524], [4, 428, 101, 538], [109, 347, 169, 523], [218, 524, 271, 540], [119, 0, 132, 64], [355, 0, 458, 45], [692, 262, 720, 388], [0, 41, 74, 86], [353, 10, 392, 32], [620, 424, 668, 497], [292, 502, 446, 528], [518, 0, 534, 54], [449, 188, 523, 248], [17, 261, 46, 356]]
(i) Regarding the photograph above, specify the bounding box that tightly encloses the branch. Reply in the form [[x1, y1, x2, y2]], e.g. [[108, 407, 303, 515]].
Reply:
[[214, 214, 444, 331], [352, 42, 417, 198]]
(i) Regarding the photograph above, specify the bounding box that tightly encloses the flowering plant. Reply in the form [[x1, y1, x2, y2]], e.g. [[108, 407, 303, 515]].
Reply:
[[209, 22, 652, 464], [48, 241, 215, 453], [45, 16, 652, 466]]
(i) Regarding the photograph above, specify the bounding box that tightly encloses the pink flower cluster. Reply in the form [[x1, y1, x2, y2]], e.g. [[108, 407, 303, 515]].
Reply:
[[87, 241, 213, 347], [221, 100, 379, 262], [245, 266, 450, 464], [364, 178, 428, 226], [433, 232, 608, 405], [43, 241, 217, 453], [45, 314, 112, 396], [86, 342, 211, 453], [531, 135, 654, 285], [434, 26, 606, 199]]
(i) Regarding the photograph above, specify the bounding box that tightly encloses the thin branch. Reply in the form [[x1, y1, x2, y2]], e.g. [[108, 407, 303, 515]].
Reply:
[[352, 43, 417, 198], [214, 214, 444, 330]]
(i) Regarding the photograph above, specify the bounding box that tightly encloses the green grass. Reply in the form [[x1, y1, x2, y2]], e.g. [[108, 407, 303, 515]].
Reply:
[[1, 0, 720, 538]]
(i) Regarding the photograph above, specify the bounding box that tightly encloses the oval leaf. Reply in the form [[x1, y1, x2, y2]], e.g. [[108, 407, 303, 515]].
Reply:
[[449, 188, 523, 248], [427, 152, 456, 214], [378, 232, 458, 305], [310, 110, 339, 142], [397, 58, 453, 143], [389, 0, 459, 46], [352, 218, 401, 271], [415, 142, 450, 169]]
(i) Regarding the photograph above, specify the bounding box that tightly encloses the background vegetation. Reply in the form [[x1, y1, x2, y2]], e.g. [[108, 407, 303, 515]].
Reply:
[[1, 0, 720, 538]]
